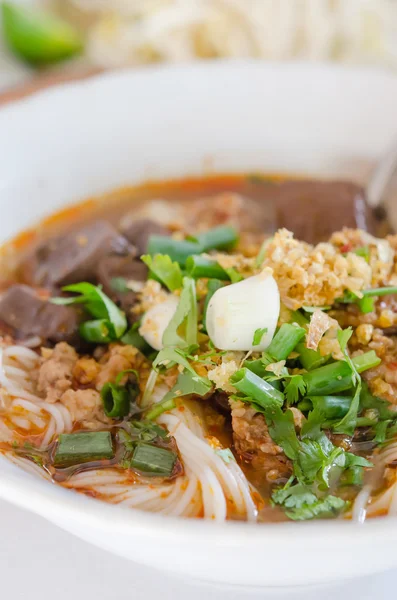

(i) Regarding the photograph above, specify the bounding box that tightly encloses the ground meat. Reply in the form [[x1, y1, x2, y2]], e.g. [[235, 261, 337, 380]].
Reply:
[[95, 343, 150, 393], [37, 342, 78, 403], [73, 357, 101, 386], [231, 400, 291, 477], [60, 389, 104, 424]]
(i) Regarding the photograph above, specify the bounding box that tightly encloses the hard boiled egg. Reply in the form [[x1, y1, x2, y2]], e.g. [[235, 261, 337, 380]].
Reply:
[[206, 269, 280, 351]]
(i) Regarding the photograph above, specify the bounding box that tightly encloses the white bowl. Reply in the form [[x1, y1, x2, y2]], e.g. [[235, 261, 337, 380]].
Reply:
[[1, 61, 397, 590]]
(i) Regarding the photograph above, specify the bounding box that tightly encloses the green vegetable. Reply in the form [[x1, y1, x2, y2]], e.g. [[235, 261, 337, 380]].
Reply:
[[2, 3, 83, 65], [101, 382, 130, 418], [266, 323, 306, 361], [121, 322, 152, 355], [284, 375, 306, 404], [52, 282, 127, 343], [302, 306, 331, 313], [54, 432, 114, 468], [131, 443, 177, 476], [337, 286, 397, 314], [337, 327, 360, 386], [153, 347, 212, 391], [353, 246, 370, 262], [302, 352, 380, 396], [296, 342, 330, 371], [147, 236, 200, 265], [225, 267, 243, 283], [141, 254, 183, 291], [265, 406, 300, 460], [188, 225, 238, 252], [110, 277, 130, 292], [186, 255, 229, 280], [230, 368, 284, 409], [162, 277, 197, 348], [281, 494, 348, 521], [202, 279, 223, 332], [145, 397, 176, 421], [252, 327, 268, 347], [307, 396, 351, 420], [244, 358, 268, 378]]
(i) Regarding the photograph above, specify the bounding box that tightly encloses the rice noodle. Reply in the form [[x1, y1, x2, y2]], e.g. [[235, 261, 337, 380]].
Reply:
[[352, 441, 397, 519], [0, 347, 257, 521], [0, 344, 72, 448]]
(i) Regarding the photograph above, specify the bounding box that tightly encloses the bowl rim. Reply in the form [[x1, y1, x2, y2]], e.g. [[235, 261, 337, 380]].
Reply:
[[1, 59, 397, 545]]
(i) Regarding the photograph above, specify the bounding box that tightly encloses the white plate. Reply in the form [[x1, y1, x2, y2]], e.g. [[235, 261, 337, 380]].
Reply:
[[0, 61, 397, 589]]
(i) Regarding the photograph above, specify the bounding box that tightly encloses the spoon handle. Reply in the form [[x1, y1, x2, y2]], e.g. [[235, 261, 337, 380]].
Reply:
[[366, 140, 397, 208]]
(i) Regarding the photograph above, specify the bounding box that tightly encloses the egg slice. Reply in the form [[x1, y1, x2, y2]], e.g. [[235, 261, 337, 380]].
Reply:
[[139, 295, 179, 351], [206, 269, 280, 351]]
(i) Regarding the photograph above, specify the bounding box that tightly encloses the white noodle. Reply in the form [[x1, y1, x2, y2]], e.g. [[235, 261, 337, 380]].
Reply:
[[0, 344, 72, 448]]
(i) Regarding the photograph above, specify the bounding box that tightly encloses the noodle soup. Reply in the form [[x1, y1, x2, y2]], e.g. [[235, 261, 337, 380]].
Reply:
[[0, 173, 396, 523]]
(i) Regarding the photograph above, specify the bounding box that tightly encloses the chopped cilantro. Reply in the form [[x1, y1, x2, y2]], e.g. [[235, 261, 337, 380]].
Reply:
[[141, 254, 183, 292]]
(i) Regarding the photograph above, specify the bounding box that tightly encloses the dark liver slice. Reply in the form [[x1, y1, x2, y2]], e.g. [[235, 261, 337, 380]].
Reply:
[[21, 220, 132, 287], [269, 180, 375, 244], [96, 255, 148, 318], [122, 219, 169, 255], [0, 285, 80, 343]]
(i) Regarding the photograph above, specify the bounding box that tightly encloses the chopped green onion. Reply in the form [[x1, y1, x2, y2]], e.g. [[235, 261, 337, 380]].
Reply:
[[352, 351, 381, 372], [303, 351, 380, 396], [202, 279, 223, 332], [147, 236, 200, 266], [54, 432, 114, 468], [360, 286, 397, 298], [290, 310, 309, 327], [145, 397, 176, 421], [307, 396, 351, 420], [230, 368, 284, 408], [358, 296, 375, 314], [79, 319, 113, 343], [225, 267, 243, 283], [100, 382, 131, 418], [296, 342, 330, 371], [188, 226, 238, 252], [244, 358, 268, 378], [131, 443, 177, 476], [186, 255, 229, 280], [267, 323, 306, 361]]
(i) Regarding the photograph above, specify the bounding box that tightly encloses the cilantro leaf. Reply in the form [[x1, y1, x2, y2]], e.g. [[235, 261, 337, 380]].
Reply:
[[167, 369, 213, 399], [141, 254, 183, 292], [153, 348, 212, 394], [337, 327, 359, 386], [51, 282, 127, 342], [252, 327, 268, 346], [272, 482, 317, 509], [162, 277, 197, 348], [333, 382, 361, 436], [283, 495, 348, 521], [272, 480, 348, 520], [284, 375, 306, 405], [265, 406, 300, 460]]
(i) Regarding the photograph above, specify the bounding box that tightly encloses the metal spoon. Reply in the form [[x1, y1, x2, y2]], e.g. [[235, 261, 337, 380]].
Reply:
[[366, 140, 397, 211]]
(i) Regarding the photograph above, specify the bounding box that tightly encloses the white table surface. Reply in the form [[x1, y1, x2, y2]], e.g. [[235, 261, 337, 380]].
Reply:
[[0, 497, 394, 600]]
